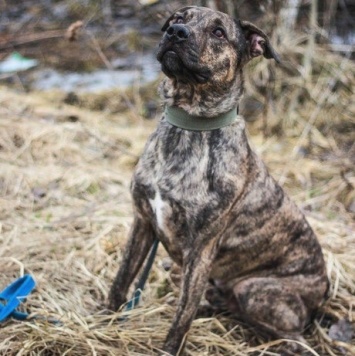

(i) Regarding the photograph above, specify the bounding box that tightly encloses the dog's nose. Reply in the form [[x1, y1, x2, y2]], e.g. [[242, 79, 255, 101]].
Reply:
[[165, 24, 190, 43]]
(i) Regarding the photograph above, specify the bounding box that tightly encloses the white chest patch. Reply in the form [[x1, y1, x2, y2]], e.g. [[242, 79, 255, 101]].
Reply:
[[149, 190, 167, 231]]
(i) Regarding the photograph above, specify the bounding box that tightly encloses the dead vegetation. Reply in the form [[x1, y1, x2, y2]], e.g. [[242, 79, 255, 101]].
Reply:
[[1, 66, 354, 355], [0, 1, 355, 355]]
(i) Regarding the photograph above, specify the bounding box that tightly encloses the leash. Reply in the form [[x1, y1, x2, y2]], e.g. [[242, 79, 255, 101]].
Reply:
[[0, 274, 36, 322], [125, 239, 159, 310], [0, 274, 61, 325], [1, 241, 160, 323]]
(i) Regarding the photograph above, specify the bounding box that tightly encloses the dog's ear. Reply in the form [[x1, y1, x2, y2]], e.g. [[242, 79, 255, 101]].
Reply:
[[239, 20, 281, 63], [161, 6, 196, 32]]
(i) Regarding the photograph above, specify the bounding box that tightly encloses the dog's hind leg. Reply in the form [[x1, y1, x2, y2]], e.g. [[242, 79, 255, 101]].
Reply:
[[108, 215, 155, 311], [232, 277, 313, 351]]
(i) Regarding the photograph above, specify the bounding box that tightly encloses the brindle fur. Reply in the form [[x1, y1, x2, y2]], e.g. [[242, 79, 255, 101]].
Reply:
[[108, 7, 329, 355]]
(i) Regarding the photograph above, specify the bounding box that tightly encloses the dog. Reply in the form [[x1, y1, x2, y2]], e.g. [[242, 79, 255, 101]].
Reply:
[[108, 6, 329, 355]]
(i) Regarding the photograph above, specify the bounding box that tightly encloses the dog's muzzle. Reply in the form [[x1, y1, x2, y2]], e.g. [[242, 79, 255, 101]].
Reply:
[[157, 24, 211, 84], [165, 24, 190, 43]]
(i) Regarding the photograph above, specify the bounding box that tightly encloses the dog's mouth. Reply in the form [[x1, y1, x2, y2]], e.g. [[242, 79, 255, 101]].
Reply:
[[159, 50, 183, 74], [157, 45, 211, 84]]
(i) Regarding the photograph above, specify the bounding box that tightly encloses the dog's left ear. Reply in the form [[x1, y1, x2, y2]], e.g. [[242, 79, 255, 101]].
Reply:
[[239, 20, 281, 63]]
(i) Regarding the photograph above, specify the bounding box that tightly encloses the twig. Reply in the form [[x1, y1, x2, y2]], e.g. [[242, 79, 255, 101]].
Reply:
[[85, 30, 143, 122], [86, 31, 114, 71], [82, 125, 139, 159], [0, 30, 64, 51], [303, 0, 318, 79], [66, 21, 84, 42], [340, 170, 354, 190]]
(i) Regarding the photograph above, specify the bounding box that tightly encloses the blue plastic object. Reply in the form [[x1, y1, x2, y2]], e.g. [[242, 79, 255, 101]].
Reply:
[[0, 274, 36, 322]]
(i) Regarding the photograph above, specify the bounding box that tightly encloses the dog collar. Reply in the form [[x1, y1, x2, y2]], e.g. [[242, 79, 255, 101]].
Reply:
[[165, 106, 239, 131]]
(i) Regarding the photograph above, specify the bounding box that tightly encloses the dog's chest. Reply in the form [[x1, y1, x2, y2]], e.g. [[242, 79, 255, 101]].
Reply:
[[132, 121, 249, 249], [142, 130, 212, 236], [148, 190, 168, 232]]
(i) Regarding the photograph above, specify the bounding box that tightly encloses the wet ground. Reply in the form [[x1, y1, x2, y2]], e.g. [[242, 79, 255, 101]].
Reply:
[[0, 0, 167, 91], [29, 53, 160, 92]]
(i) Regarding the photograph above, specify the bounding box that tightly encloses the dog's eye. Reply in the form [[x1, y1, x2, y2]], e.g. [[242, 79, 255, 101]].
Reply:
[[175, 16, 184, 24], [213, 28, 225, 39]]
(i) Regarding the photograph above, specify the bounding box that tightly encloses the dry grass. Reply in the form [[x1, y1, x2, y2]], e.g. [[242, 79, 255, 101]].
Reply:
[[1, 42, 354, 355]]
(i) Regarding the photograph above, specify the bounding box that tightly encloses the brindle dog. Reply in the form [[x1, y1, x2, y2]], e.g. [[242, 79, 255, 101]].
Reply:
[[108, 6, 329, 355]]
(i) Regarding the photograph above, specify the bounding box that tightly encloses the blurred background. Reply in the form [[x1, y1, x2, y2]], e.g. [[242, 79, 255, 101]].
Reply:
[[0, 1, 354, 355], [0, 0, 354, 144], [1, 0, 353, 209]]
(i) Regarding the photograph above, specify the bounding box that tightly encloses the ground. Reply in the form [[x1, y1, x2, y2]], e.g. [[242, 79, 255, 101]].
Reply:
[[0, 78, 354, 355]]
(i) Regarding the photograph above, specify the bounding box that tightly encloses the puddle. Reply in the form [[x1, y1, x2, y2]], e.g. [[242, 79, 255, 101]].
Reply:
[[30, 53, 161, 92], [330, 33, 355, 46]]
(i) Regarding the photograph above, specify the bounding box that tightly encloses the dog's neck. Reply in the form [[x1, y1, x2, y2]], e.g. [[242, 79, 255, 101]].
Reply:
[[159, 69, 245, 118]]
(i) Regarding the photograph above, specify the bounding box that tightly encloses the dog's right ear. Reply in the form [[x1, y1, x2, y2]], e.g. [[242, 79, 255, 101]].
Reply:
[[238, 20, 281, 63], [161, 6, 196, 32]]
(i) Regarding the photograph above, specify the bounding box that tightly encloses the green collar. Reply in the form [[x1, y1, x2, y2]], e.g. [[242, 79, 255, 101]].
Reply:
[[165, 106, 239, 131]]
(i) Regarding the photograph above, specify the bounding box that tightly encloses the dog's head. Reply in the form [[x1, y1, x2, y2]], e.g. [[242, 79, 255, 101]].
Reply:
[[157, 6, 280, 86]]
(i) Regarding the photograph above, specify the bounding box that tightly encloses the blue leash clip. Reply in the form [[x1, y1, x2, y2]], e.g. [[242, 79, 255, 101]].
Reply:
[[0, 274, 36, 322]]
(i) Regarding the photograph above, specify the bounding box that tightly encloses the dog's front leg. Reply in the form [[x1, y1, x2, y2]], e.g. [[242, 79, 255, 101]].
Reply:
[[162, 241, 217, 355], [108, 215, 155, 311]]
